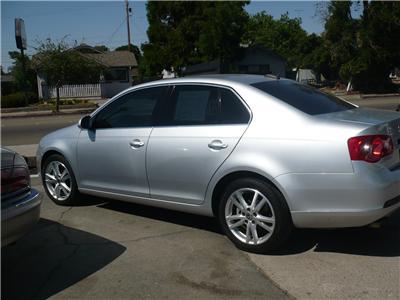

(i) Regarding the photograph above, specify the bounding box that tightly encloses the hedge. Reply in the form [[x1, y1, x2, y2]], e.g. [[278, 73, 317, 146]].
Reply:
[[1, 92, 38, 108]]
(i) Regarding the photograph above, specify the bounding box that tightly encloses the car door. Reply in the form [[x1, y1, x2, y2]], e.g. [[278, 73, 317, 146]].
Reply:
[[146, 84, 251, 204], [77, 86, 168, 197]]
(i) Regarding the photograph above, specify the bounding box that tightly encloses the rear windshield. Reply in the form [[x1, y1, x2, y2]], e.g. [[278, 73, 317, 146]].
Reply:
[[251, 80, 356, 115]]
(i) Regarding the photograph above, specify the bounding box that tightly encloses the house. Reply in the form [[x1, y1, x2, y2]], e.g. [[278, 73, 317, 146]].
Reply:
[[182, 45, 286, 77], [35, 44, 138, 99]]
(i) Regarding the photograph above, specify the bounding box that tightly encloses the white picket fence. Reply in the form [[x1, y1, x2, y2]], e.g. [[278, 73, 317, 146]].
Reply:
[[47, 84, 101, 99]]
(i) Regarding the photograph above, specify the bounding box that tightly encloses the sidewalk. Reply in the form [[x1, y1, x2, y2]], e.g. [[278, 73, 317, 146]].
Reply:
[[1, 99, 108, 119]]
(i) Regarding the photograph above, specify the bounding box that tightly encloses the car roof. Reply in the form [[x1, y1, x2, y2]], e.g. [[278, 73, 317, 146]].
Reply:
[[133, 74, 280, 90]]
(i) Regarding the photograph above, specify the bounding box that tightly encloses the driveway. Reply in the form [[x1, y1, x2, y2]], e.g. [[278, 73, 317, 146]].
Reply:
[[3, 179, 399, 299], [2, 178, 288, 299]]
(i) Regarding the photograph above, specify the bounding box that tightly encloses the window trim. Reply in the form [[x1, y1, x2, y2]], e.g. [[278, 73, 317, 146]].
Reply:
[[90, 85, 171, 130], [89, 82, 252, 129], [160, 83, 252, 127]]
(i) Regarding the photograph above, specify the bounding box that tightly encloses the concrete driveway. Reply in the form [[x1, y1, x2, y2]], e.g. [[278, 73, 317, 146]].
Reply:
[[2, 179, 399, 299], [2, 178, 288, 300]]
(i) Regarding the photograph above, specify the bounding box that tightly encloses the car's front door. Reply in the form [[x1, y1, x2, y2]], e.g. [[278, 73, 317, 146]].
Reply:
[[77, 86, 168, 197], [146, 84, 251, 204]]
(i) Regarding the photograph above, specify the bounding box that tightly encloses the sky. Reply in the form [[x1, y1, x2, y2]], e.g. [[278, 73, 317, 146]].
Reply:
[[1, 1, 362, 71]]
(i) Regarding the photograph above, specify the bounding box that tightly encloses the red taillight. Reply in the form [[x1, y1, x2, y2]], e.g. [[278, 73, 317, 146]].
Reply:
[[348, 135, 394, 163], [1, 167, 30, 195]]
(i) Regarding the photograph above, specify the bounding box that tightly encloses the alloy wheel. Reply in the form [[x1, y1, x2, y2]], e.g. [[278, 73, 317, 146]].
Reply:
[[44, 161, 72, 201], [225, 188, 275, 245]]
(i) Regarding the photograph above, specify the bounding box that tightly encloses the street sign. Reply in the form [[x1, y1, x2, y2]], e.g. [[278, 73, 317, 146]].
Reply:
[[15, 18, 27, 50]]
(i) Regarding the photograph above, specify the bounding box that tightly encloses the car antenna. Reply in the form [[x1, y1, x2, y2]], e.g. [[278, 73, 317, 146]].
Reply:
[[264, 73, 280, 80]]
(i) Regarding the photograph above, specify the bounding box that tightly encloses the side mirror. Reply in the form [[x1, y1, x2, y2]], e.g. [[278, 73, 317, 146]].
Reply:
[[78, 115, 93, 130]]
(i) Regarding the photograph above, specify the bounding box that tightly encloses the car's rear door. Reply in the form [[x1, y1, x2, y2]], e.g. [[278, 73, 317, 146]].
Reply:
[[77, 86, 168, 197], [146, 84, 251, 204]]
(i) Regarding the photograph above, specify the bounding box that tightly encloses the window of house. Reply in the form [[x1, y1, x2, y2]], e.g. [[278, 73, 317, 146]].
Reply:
[[103, 68, 129, 82]]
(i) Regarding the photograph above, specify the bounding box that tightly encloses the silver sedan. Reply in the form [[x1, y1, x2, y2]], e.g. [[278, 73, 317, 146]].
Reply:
[[37, 75, 400, 253]]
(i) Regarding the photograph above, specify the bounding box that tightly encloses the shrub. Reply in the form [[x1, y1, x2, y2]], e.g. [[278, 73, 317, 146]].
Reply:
[[1, 92, 38, 108]]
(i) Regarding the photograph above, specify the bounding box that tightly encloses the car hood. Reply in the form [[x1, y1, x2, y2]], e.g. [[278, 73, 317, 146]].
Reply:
[[317, 107, 400, 125]]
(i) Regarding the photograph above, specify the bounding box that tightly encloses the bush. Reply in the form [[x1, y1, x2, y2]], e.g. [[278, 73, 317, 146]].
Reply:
[[1, 92, 38, 108]]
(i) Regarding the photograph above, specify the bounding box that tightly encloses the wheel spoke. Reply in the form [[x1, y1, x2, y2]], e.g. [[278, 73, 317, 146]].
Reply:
[[245, 222, 251, 243], [54, 184, 61, 199], [60, 169, 68, 180], [231, 197, 245, 212], [226, 214, 245, 221], [255, 219, 273, 232], [254, 197, 267, 213], [251, 223, 258, 244], [52, 162, 61, 176], [234, 191, 248, 209], [229, 219, 246, 229], [250, 191, 259, 211], [45, 173, 57, 183], [60, 182, 71, 193], [256, 215, 275, 224]]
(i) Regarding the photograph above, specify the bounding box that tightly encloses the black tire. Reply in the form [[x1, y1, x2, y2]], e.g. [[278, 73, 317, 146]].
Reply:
[[41, 154, 81, 206], [218, 177, 292, 253]]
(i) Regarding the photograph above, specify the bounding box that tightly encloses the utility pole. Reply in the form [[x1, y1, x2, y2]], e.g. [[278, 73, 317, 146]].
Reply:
[[125, 0, 132, 52]]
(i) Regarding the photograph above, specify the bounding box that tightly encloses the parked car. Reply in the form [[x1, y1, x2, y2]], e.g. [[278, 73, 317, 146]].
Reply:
[[37, 75, 400, 253], [1, 148, 41, 246]]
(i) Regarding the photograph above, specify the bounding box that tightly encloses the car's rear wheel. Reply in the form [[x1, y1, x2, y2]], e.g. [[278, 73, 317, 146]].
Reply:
[[42, 154, 80, 206], [218, 178, 292, 253]]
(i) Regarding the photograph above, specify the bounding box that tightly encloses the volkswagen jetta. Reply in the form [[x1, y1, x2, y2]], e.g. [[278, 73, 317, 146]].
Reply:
[[37, 75, 400, 252]]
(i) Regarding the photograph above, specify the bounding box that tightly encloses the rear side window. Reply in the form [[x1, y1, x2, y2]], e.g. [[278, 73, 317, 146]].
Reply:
[[251, 80, 355, 115], [94, 86, 167, 128], [168, 85, 250, 125]]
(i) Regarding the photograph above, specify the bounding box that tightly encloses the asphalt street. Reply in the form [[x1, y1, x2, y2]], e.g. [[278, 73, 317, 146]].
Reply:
[[1, 114, 83, 146], [2, 179, 399, 299]]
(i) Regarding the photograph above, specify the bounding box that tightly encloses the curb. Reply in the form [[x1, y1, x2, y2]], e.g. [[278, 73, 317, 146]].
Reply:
[[361, 93, 400, 99]]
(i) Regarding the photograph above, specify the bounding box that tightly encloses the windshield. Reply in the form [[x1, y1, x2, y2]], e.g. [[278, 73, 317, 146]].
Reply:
[[251, 80, 356, 115]]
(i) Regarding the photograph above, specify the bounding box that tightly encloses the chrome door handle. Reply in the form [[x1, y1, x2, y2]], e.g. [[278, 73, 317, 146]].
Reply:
[[130, 139, 145, 148], [208, 140, 228, 150]]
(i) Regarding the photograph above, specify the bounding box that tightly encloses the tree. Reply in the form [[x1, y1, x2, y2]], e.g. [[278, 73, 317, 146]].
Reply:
[[345, 1, 400, 92], [93, 45, 109, 52], [115, 44, 142, 62], [141, 1, 249, 76], [8, 51, 37, 94], [244, 12, 308, 69], [322, 1, 358, 82], [34, 38, 105, 111]]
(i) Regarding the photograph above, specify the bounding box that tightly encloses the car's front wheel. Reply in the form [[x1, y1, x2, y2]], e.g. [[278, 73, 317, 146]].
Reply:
[[42, 154, 80, 206], [219, 178, 292, 253]]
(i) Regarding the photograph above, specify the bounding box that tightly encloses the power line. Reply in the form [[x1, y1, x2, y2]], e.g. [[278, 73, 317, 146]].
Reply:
[[102, 16, 128, 46]]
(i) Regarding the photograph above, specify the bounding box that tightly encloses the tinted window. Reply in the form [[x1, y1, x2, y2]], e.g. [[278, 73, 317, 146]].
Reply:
[[219, 89, 250, 124], [94, 86, 167, 128], [251, 80, 356, 115], [169, 85, 249, 125]]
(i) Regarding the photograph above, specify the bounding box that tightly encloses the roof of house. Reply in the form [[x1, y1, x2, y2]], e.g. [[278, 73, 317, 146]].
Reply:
[[81, 51, 137, 68], [32, 45, 138, 69]]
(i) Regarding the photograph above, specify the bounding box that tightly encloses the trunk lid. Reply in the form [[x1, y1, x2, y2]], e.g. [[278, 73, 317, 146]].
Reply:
[[318, 108, 400, 168]]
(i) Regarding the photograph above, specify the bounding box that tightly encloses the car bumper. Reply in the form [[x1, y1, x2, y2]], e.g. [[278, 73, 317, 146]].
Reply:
[[275, 163, 400, 228], [1, 189, 42, 246]]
